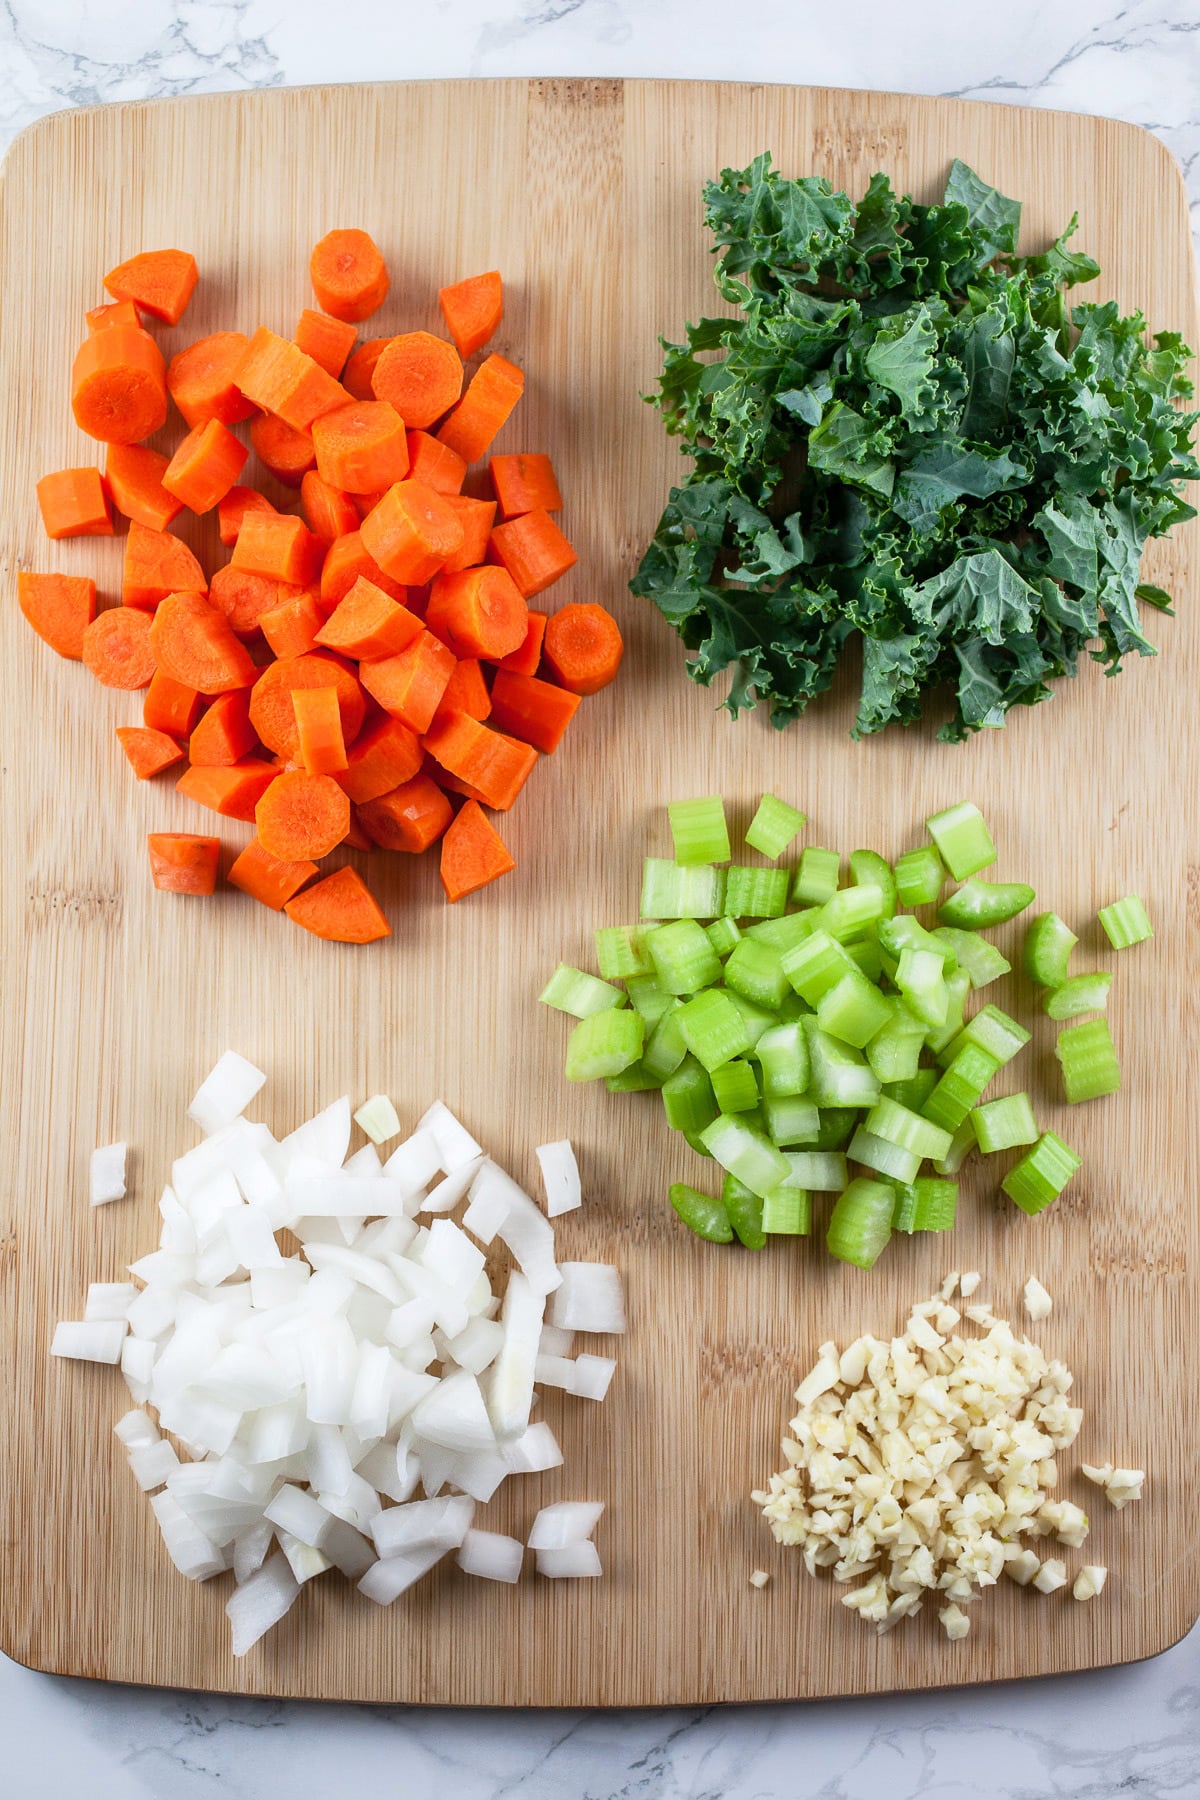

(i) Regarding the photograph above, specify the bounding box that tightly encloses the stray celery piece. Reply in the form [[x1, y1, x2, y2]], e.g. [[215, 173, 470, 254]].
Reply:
[[923, 967, 970, 1057], [724, 865, 790, 918], [784, 1149, 847, 1191], [683, 1128, 715, 1158], [865, 999, 926, 1084], [816, 970, 892, 1049], [813, 1107, 859, 1149], [782, 930, 855, 1005], [826, 1177, 894, 1270], [668, 795, 731, 866], [804, 1019, 881, 1109], [645, 919, 723, 995], [922, 1043, 1000, 1131], [892, 1178, 957, 1233], [746, 794, 806, 860], [540, 963, 627, 1019], [726, 992, 778, 1047], [763, 1095, 820, 1145], [865, 1096, 953, 1162], [754, 1022, 810, 1098], [711, 1058, 760, 1115], [971, 1091, 1039, 1153], [925, 802, 997, 880], [846, 936, 884, 983], [668, 1182, 733, 1242], [933, 1118, 976, 1176], [1024, 911, 1078, 987], [625, 974, 672, 1027], [1002, 1131, 1081, 1215], [705, 916, 742, 958], [724, 938, 789, 1011], [640, 857, 725, 920], [847, 1126, 921, 1185], [762, 1186, 811, 1235], [895, 947, 948, 1027], [937, 879, 1035, 930], [793, 846, 840, 906], [606, 1062, 663, 1092], [642, 1001, 688, 1081], [746, 910, 818, 950], [594, 925, 654, 981], [722, 1173, 766, 1248], [849, 849, 897, 920], [678, 988, 753, 1072], [930, 927, 1010, 989], [877, 914, 953, 967], [699, 1114, 792, 1197], [884, 1068, 938, 1113], [815, 884, 886, 942], [1056, 1018, 1120, 1103], [564, 1009, 644, 1081], [893, 844, 946, 907], [940, 1003, 1031, 1068], [1044, 972, 1113, 1019], [1099, 894, 1154, 949], [662, 1056, 718, 1133]]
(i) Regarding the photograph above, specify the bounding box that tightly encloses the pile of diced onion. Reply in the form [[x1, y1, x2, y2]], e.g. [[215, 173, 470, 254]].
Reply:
[[52, 1053, 625, 1656]]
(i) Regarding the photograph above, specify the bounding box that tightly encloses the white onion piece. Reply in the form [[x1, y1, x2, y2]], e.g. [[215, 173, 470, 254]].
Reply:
[[280, 1096, 351, 1171], [528, 1501, 605, 1550], [150, 1491, 225, 1581], [227, 1552, 300, 1653], [533, 1354, 577, 1392], [440, 1315, 504, 1376], [549, 1263, 626, 1335], [232, 1518, 275, 1586], [460, 1161, 518, 1245], [317, 1472, 380, 1533], [457, 1528, 524, 1584], [114, 1408, 158, 1449], [416, 1101, 484, 1173], [538, 1325, 574, 1358], [501, 1422, 564, 1475], [264, 1483, 331, 1547], [344, 1142, 384, 1178], [188, 1052, 267, 1136], [89, 1142, 127, 1207], [369, 1494, 474, 1557], [447, 1450, 511, 1503], [354, 1094, 401, 1145], [358, 1544, 445, 1605], [535, 1140, 581, 1218], [571, 1354, 617, 1402], [487, 1273, 545, 1443], [383, 1126, 442, 1196], [278, 1530, 331, 1584], [126, 1438, 180, 1491], [120, 1336, 155, 1399], [83, 1282, 136, 1323], [420, 1155, 484, 1215], [536, 1541, 602, 1579], [51, 1320, 126, 1363], [319, 1514, 375, 1579], [411, 1369, 496, 1454]]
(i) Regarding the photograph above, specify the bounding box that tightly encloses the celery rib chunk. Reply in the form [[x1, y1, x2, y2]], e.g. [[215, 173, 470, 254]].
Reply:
[[725, 864, 790, 919], [763, 1095, 820, 1145], [540, 964, 627, 1019], [926, 802, 997, 880], [745, 794, 806, 860], [662, 1057, 718, 1133], [922, 1043, 1000, 1131], [826, 1178, 894, 1270], [782, 930, 855, 1005], [722, 1174, 766, 1248], [892, 1178, 958, 1233], [1056, 1018, 1120, 1103], [893, 844, 946, 908], [937, 879, 1035, 929], [762, 1186, 811, 1235], [816, 969, 892, 1049], [754, 1022, 810, 1098], [865, 1096, 953, 1163], [1002, 1131, 1081, 1215], [970, 1091, 1039, 1153], [645, 919, 722, 995], [783, 1149, 847, 1192], [725, 938, 789, 1011], [1044, 972, 1113, 1019], [711, 1059, 760, 1115], [668, 1182, 733, 1242], [847, 1126, 921, 1185], [594, 925, 655, 981], [930, 927, 1010, 989], [640, 858, 725, 920], [804, 1020, 881, 1109], [678, 988, 753, 1073], [793, 846, 839, 906], [699, 1115, 792, 1198], [939, 1004, 1031, 1069], [668, 795, 731, 866], [1098, 894, 1154, 950], [565, 1009, 644, 1082], [849, 849, 898, 920], [1024, 911, 1078, 987], [705, 916, 742, 958]]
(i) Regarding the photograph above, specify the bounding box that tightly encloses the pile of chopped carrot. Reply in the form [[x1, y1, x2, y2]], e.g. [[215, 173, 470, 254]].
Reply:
[[22, 238, 623, 941]]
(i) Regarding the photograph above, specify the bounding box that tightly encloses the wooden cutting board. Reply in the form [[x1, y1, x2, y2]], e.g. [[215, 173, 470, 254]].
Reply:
[[1, 79, 1197, 1706]]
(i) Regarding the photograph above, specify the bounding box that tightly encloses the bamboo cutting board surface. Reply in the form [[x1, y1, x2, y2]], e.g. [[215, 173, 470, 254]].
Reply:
[[1, 79, 1197, 1705]]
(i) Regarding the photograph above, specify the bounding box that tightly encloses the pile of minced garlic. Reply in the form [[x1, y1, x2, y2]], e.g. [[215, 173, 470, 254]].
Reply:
[[752, 1273, 1144, 1640]]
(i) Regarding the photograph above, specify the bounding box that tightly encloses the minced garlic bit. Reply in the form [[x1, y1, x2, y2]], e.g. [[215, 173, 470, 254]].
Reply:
[[749, 1568, 770, 1589], [752, 1273, 1139, 1644], [1023, 1276, 1052, 1323], [1073, 1564, 1107, 1601], [1082, 1461, 1145, 1509], [959, 1271, 982, 1298]]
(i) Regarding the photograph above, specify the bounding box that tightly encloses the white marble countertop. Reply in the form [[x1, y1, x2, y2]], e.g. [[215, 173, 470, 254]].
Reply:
[[3, 3, 1200, 1795]]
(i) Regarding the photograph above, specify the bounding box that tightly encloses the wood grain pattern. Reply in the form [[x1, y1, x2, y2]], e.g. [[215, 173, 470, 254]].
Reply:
[[1, 79, 1197, 1705]]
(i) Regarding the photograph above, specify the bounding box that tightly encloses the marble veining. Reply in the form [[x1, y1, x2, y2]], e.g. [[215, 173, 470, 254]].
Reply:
[[3, 2, 1200, 1796]]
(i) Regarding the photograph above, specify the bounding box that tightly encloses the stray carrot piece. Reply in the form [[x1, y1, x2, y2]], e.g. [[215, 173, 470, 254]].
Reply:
[[17, 571, 96, 661], [82, 607, 156, 689], [358, 630, 456, 735], [234, 327, 350, 431], [294, 309, 357, 378], [249, 652, 366, 758], [106, 444, 183, 532], [489, 668, 580, 752], [439, 799, 515, 902], [342, 337, 394, 402], [255, 769, 351, 860], [71, 324, 168, 444], [177, 758, 278, 822], [498, 608, 546, 676], [489, 508, 577, 598], [144, 669, 202, 736], [149, 592, 258, 694], [115, 725, 184, 779], [208, 565, 284, 637], [360, 480, 465, 585], [421, 710, 537, 812], [312, 400, 410, 493], [405, 431, 466, 496], [285, 864, 391, 942], [314, 575, 424, 660], [335, 714, 423, 804], [218, 484, 277, 547], [490, 452, 563, 519], [250, 413, 316, 488], [439, 497, 497, 578], [228, 835, 318, 910], [188, 690, 257, 766], [292, 687, 348, 775], [437, 271, 503, 359], [232, 512, 323, 586], [301, 471, 359, 542], [36, 467, 112, 539], [357, 775, 452, 853], [432, 657, 491, 726], [436, 353, 524, 463], [421, 754, 487, 806], [167, 332, 256, 429], [309, 229, 390, 324], [105, 249, 198, 326], [122, 520, 207, 611], [543, 601, 624, 695], [87, 300, 141, 332], [259, 588, 326, 660], [426, 565, 528, 662], [148, 832, 219, 895], [319, 530, 407, 612], [163, 417, 248, 515], [372, 332, 463, 431]]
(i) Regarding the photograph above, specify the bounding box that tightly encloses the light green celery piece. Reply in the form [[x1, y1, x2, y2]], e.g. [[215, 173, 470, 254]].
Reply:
[[594, 925, 655, 981], [925, 801, 997, 880], [724, 938, 789, 1012], [933, 1118, 976, 1176], [763, 1095, 820, 1145], [678, 988, 754, 1072], [539, 963, 627, 1019], [865, 1095, 952, 1161], [668, 1182, 732, 1242], [893, 844, 946, 908], [722, 1173, 766, 1248], [921, 1042, 1000, 1131], [642, 1000, 688, 1081], [826, 1177, 894, 1270], [849, 849, 898, 920], [1098, 894, 1154, 950], [625, 974, 673, 1027], [754, 1022, 810, 1098], [782, 929, 856, 1005], [816, 970, 892, 1049], [884, 1071, 939, 1119], [776, 991, 811, 1022], [699, 1114, 792, 1198], [846, 936, 884, 982], [724, 864, 790, 919], [726, 992, 779, 1048], [711, 1058, 760, 1115], [896, 947, 949, 1027], [683, 1128, 715, 1158], [813, 1107, 859, 1150], [605, 1062, 664, 1092], [923, 967, 970, 1056], [930, 927, 1010, 989], [1024, 911, 1078, 987], [662, 1056, 718, 1133], [1044, 972, 1113, 1019], [783, 1149, 847, 1192], [815, 884, 886, 942], [1056, 1018, 1120, 1102], [877, 914, 954, 967], [746, 909, 819, 950], [745, 794, 806, 860], [564, 1009, 644, 1081], [640, 857, 725, 920], [793, 846, 840, 906], [865, 999, 926, 1084], [847, 1126, 922, 1185], [937, 879, 1035, 930], [942, 1003, 1032, 1068], [762, 1186, 811, 1234], [803, 1019, 881, 1109], [705, 916, 742, 958], [645, 918, 723, 996], [1002, 1131, 1081, 1215], [892, 1178, 957, 1233], [971, 1091, 1038, 1153], [668, 795, 731, 866]]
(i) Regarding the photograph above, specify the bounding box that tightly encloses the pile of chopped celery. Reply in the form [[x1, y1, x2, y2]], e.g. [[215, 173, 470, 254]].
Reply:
[[540, 796, 1153, 1270]]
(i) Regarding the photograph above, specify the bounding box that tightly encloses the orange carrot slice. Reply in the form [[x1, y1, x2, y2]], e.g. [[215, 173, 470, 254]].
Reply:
[[405, 431, 466, 495], [255, 769, 351, 859], [431, 657, 491, 726], [294, 309, 357, 378], [249, 653, 366, 758], [177, 758, 278, 821], [437, 271, 503, 359], [425, 566, 528, 662], [250, 413, 316, 488], [319, 530, 407, 612], [342, 336, 394, 401], [82, 607, 156, 689], [106, 444, 183, 532], [143, 669, 202, 737], [259, 589, 326, 660], [17, 571, 97, 660], [372, 332, 463, 430], [87, 300, 141, 333], [71, 324, 168, 444], [435, 353, 524, 463], [439, 800, 515, 901], [115, 725, 185, 779], [147, 832, 219, 894], [335, 714, 423, 805], [36, 467, 112, 539], [188, 690, 257, 766], [358, 631, 456, 735], [228, 836, 318, 910], [309, 230, 390, 324], [490, 452, 563, 518], [488, 508, 577, 597], [217, 485, 277, 547], [208, 566, 285, 638], [440, 496, 497, 575], [231, 513, 323, 586], [357, 775, 452, 853], [104, 249, 198, 325], [489, 668, 580, 752], [284, 865, 391, 942], [162, 418, 249, 514], [314, 576, 424, 660], [312, 400, 410, 493], [122, 521, 207, 611], [149, 592, 258, 693], [542, 601, 624, 694], [167, 332, 256, 429], [498, 608, 546, 676], [234, 327, 350, 432], [360, 480, 465, 585], [421, 710, 537, 812], [292, 687, 349, 775], [301, 471, 359, 542]]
